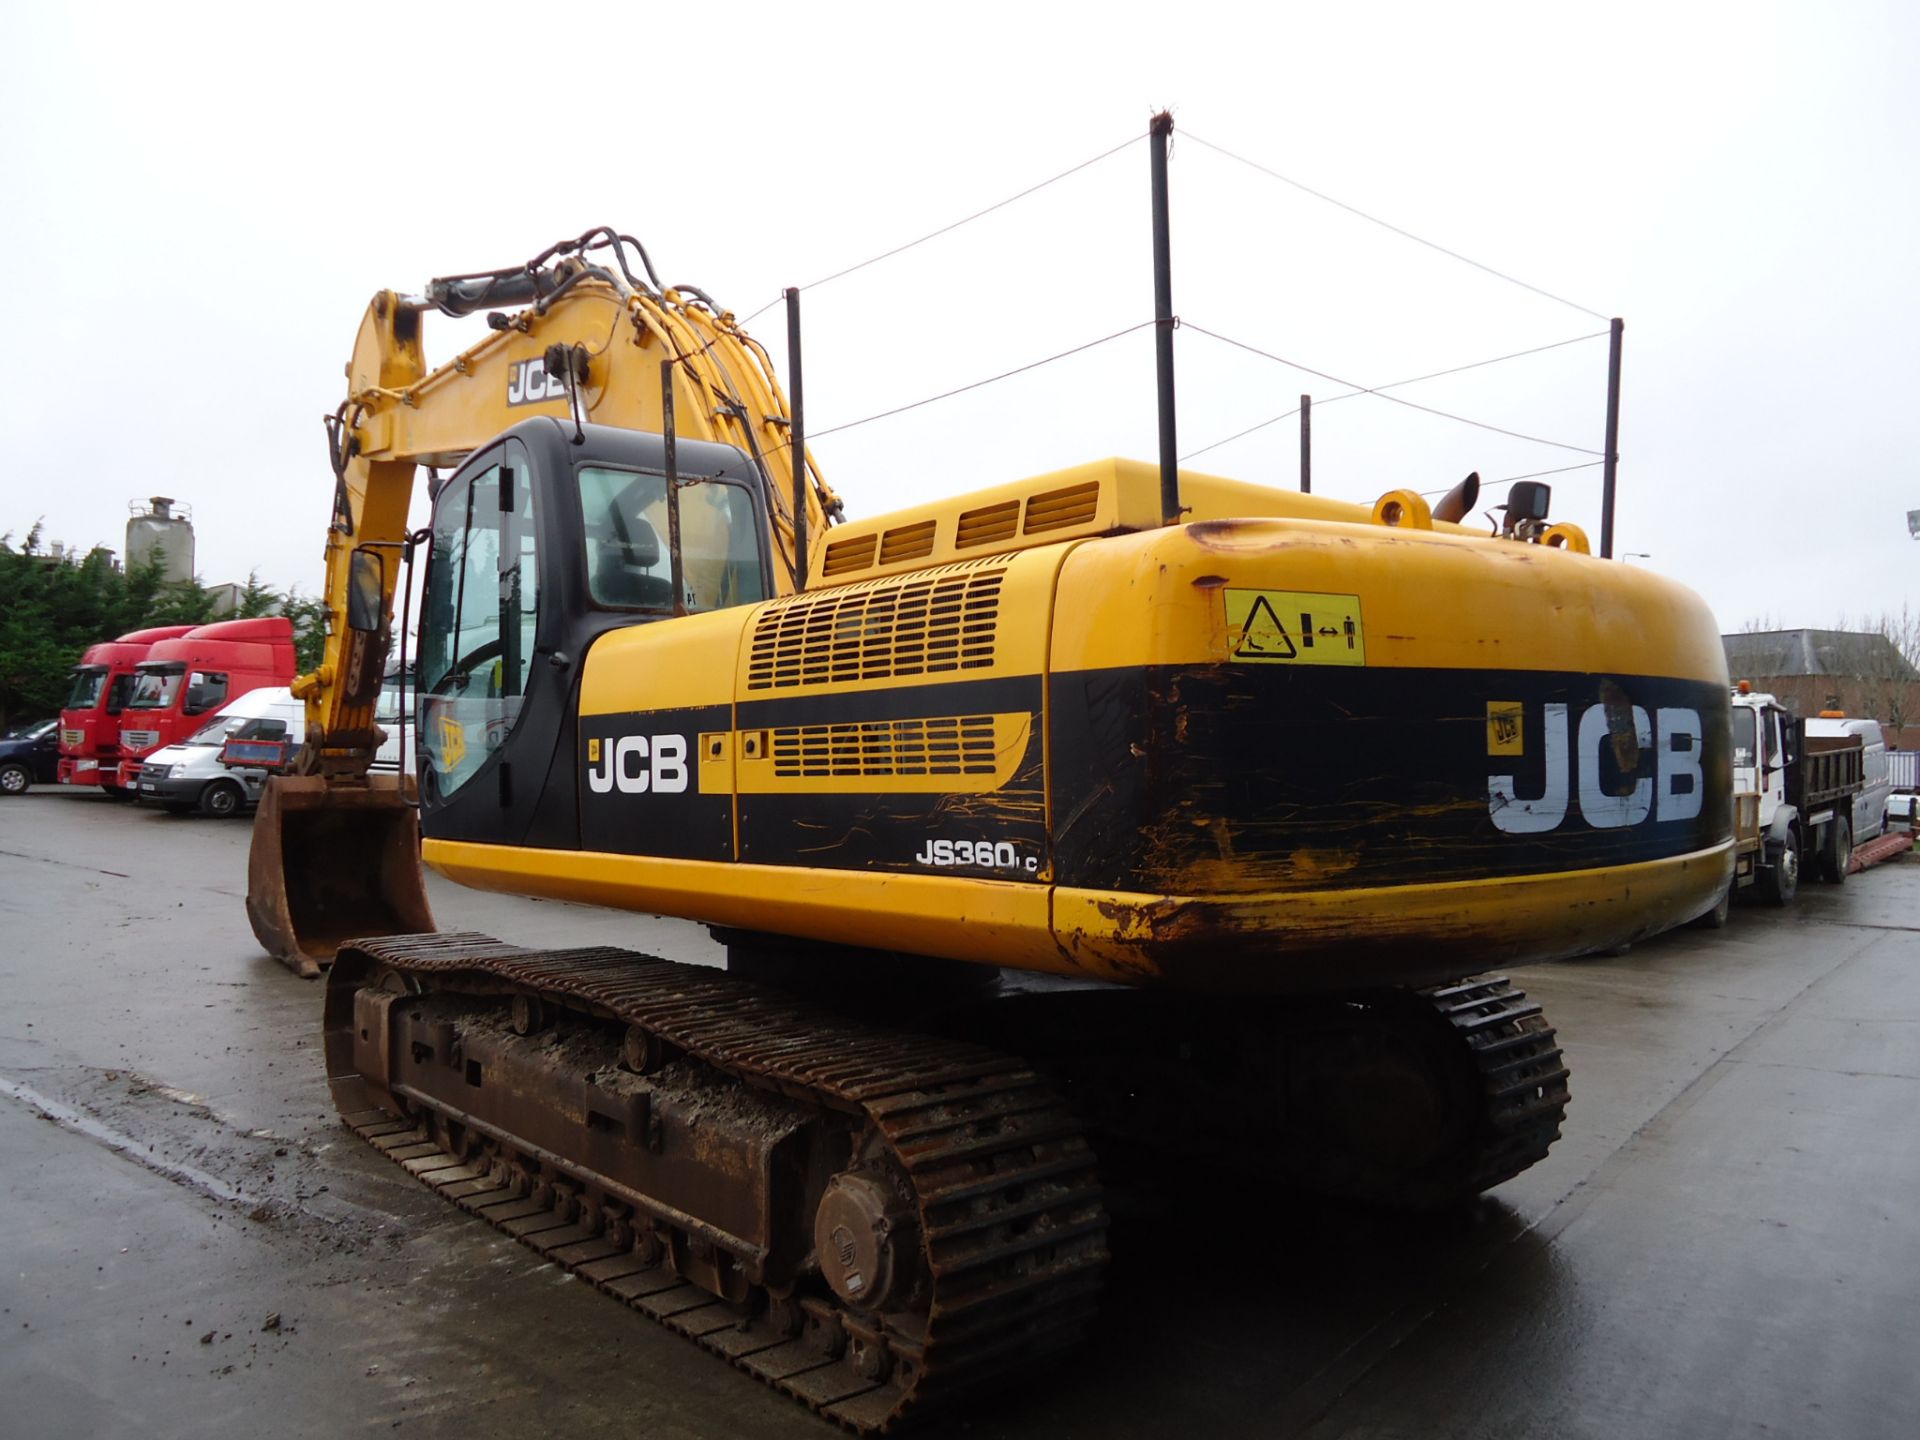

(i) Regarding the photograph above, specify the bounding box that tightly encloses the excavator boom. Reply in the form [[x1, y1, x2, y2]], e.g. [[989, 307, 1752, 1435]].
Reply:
[[248, 230, 838, 972]]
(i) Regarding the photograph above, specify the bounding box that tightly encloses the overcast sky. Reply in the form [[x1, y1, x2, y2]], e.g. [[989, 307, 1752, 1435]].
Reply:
[[4, 1, 1914, 637]]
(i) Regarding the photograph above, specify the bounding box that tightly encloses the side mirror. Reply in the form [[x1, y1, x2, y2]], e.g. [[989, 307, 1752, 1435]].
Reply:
[[347, 549, 387, 633]]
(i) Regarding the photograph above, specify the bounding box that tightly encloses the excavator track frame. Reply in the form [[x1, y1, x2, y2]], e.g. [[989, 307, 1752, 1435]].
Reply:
[[326, 932, 1108, 1433], [958, 972, 1569, 1212]]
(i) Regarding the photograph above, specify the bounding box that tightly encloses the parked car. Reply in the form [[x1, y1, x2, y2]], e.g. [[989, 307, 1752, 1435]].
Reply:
[[135, 687, 304, 817], [0, 719, 61, 795], [1888, 790, 1920, 830]]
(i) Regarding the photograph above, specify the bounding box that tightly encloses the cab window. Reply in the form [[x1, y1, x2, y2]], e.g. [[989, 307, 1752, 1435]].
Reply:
[[67, 669, 106, 709], [185, 671, 229, 715], [128, 667, 184, 709], [186, 715, 287, 747], [375, 673, 409, 725], [418, 461, 539, 798], [577, 466, 765, 614], [1731, 708, 1756, 768]]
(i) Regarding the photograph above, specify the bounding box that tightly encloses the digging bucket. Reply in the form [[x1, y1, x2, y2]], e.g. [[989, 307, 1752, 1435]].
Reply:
[[246, 774, 436, 978]]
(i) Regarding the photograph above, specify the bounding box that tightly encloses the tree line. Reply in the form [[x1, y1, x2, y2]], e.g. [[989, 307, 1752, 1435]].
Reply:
[[0, 525, 327, 729]]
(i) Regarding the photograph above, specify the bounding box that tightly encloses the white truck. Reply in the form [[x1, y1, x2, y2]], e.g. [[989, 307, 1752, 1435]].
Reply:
[[1726, 686, 1865, 912]]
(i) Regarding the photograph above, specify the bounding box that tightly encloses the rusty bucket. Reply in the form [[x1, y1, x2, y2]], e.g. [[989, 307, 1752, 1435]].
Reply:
[[246, 774, 436, 978]]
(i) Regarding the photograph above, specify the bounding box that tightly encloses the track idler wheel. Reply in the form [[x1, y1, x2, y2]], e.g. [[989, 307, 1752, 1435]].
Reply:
[[815, 1166, 921, 1313]]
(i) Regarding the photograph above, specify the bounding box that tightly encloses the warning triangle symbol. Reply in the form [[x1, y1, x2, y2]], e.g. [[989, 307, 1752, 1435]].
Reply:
[[1235, 594, 1297, 659]]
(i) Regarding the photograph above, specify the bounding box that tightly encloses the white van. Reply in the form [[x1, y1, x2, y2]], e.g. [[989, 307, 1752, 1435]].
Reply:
[[371, 670, 415, 777], [1804, 714, 1890, 845], [134, 686, 304, 817]]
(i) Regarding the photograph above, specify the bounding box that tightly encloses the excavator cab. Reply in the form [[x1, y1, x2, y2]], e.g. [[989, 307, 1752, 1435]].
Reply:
[[247, 416, 777, 973]]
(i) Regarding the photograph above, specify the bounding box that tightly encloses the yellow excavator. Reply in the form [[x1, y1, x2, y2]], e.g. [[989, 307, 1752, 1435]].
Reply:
[[248, 226, 1733, 1430]]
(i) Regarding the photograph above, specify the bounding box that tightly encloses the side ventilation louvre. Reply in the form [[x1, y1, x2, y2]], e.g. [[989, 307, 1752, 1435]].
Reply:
[[955, 500, 1020, 550], [772, 715, 997, 777], [878, 519, 937, 565], [820, 533, 877, 578], [747, 561, 1006, 689], [1023, 480, 1100, 534]]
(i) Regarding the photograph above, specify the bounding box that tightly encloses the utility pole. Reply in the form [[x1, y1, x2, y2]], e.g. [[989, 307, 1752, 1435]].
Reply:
[[1150, 111, 1180, 527], [1600, 317, 1624, 559], [1299, 394, 1312, 493]]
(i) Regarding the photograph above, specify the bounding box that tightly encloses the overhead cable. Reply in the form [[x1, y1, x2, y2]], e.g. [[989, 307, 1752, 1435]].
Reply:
[[767, 320, 1156, 450], [1182, 322, 1605, 456], [1423, 461, 1606, 497], [1182, 132, 1611, 323], [1181, 329, 1609, 461], [740, 133, 1143, 326]]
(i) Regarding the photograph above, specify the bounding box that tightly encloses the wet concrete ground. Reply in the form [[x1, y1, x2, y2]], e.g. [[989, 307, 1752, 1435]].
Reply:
[[2, 788, 1915, 1439]]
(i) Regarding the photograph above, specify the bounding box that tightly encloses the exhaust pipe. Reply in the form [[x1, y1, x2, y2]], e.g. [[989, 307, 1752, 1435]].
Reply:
[[1433, 471, 1481, 525]]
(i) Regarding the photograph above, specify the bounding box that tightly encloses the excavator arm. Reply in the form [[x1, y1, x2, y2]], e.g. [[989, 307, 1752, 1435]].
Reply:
[[249, 230, 838, 971]]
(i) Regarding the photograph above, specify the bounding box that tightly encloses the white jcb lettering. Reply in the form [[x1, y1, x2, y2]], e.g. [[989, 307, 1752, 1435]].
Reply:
[[1578, 704, 1652, 829], [1489, 703, 1569, 834], [586, 733, 689, 796], [1489, 703, 1703, 833], [507, 357, 563, 407], [615, 735, 650, 794], [1656, 707, 1703, 822], [650, 734, 688, 794]]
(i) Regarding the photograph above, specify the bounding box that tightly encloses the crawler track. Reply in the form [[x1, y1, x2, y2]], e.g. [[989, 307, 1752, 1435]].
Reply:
[[1419, 976, 1570, 1196], [326, 933, 1108, 1433]]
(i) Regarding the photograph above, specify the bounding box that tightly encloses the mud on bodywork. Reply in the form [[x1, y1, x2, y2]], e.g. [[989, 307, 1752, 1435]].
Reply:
[[1047, 662, 1732, 958]]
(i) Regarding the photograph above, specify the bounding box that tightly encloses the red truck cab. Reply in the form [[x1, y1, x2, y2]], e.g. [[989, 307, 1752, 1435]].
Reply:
[[115, 618, 297, 788], [58, 625, 197, 796]]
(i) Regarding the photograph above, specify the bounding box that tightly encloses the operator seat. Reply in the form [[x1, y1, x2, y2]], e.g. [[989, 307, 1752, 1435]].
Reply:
[[592, 516, 675, 609]]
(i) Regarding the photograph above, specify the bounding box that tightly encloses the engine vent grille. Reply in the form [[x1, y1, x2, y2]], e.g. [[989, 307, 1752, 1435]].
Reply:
[[820, 533, 877, 578], [955, 500, 1020, 550], [878, 519, 937, 565], [747, 562, 1006, 690], [1023, 480, 1100, 534], [772, 715, 997, 778]]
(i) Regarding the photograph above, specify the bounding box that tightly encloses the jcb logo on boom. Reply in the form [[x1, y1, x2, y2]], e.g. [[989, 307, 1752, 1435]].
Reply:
[[507, 357, 566, 407], [586, 735, 689, 795], [1488, 703, 1702, 834]]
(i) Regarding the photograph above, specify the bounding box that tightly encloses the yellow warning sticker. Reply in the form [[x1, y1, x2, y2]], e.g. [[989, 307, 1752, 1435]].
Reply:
[[1487, 701, 1525, 755], [437, 712, 467, 769], [1225, 589, 1365, 666]]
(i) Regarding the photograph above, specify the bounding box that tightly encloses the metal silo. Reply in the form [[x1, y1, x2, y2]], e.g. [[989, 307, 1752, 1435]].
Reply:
[[126, 496, 195, 581]]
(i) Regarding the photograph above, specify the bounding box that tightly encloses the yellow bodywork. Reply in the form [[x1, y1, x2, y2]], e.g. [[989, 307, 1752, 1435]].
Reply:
[[254, 245, 1729, 989], [420, 460, 1734, 991]]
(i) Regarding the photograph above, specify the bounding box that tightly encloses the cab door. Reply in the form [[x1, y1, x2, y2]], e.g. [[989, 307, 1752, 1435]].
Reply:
[[416, 434, 573, 847]]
